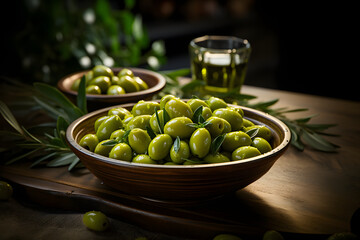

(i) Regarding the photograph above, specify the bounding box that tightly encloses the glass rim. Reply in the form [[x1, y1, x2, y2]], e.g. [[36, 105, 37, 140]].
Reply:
[[189, 35, 251, 53]]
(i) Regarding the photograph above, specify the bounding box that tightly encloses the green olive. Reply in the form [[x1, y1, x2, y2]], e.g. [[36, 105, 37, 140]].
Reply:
[[202, 106, 212, 120], [123, 115, 134, 125], [132, 154, 157, 164], [232, 146, 261, 161], [117, 75, 139, 93], [0, 181, 13, 200], [213, 233, 242, 240], [71, 78, 81, 91], [164, 117, 195, 139], [88, 76, 111, 93], [94, 140, 113, 156], [108, 107, 131, 120], [227, 106, 244, 117], [165, 98, 193, 119], [222, 131, 252, 152], [111, 75, 120, 85], [206, 96, 228, 111], [118, 68, 134, 78], [92, 65, 114, 79], [128, 128, 151, 154], [82, 211, 109, 232], [160, 94, 178, 109], [205, 116, 231, 137], [110, 129, 126, 140], [263, 230, 284, 240], [213, 108, 243, 131], [148, 134, 173, 160], [86, 85, 102, 94], [85, 70, 94, 84], [125, 115, 151, 131], [94, 116, 110, 132], [252, 137, 272, 154], [189, 128, 211, 158], [79, 134, 99, 152], [204, 152, 230, 164], [170, 140, 190, 164], [150, 110, 164, 134], [107, 85, 125, 95], [96, 115, 123, 141], [109, 143, 133, 161], [245, 125, 272, 142], [132, 100, 160, 116], [242, 118, 255, 128], [133, 77, 148, 90], [187, 98, 210, 112]]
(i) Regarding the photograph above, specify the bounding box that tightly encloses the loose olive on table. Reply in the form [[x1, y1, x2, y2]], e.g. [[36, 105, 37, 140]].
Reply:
[[78, 95, 273, 165], [71, 65, 148, 95]]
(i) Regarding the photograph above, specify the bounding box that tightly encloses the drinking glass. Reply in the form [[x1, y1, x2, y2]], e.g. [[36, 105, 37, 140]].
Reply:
[[189, 35, 251, 93]]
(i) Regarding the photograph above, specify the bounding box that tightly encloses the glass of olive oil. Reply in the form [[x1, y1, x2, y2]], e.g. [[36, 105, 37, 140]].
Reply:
[[189, 36, 251, 93]]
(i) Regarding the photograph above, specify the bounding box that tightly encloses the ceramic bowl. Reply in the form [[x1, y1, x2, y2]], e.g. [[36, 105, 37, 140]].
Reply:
[[66, 102, 291, 204], [57, 67, 166, 110]]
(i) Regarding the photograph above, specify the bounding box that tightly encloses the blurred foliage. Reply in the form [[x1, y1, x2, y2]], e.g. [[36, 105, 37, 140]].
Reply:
[[12, 0, 166, 84]]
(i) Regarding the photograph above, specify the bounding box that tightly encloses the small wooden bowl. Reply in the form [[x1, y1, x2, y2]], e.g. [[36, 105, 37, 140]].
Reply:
[[57, 67, 166, 110], [66, 103, 291, 205]]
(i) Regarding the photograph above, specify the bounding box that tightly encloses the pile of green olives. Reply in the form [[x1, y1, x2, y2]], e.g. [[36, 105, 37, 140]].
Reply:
[[78, 95, 273, 165], [71, 65, 149, 95]]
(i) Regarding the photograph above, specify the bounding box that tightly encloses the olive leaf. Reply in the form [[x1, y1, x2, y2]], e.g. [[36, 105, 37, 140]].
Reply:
[[192, 105, 205, 124], [174, 136, 181, 153], [210, 133, 226, 155], [146, 126, 156, 139], [245, 128, 260, 141], [76, 76, 87, 114], [155, 109, 163, 134]]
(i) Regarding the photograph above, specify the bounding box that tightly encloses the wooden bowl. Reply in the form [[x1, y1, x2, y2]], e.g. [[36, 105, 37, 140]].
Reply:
[[57, 67, 166, 110], [66, 102, 291, 205]]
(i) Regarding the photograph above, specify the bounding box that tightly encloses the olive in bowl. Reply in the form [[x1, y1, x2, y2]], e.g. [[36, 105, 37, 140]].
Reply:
[[66, 96, 291, 204], [57, 66, 166, 110]]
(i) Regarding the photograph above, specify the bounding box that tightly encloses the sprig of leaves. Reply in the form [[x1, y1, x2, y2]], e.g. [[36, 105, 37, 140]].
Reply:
[[0, 79, 90, 171]]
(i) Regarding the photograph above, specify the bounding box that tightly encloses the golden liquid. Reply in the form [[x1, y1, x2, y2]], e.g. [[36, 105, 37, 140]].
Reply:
[[191, 55, 248, 93]]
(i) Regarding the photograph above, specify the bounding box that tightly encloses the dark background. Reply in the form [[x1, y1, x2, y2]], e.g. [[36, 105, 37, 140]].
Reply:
[[1, 0, 358, 101]]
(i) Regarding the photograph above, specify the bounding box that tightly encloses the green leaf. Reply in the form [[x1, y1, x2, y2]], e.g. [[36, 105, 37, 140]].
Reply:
[[57, 116, 69, 146], [155, 109, 163, 134], [6, 148, 40, 165], [46, 153, 78, 167], [277, 108, 309, 114], [192, 106, 203, 123], [0, 100, 25, 135], [210, 133, 226, 154], [34, 83, 84, 121], [77, 76, 87, 114], [301, 130, 339, 152], [163, 108, 170, 126], [246, 127, 260, 141], [68, 157, 81, 171], [160, 68, 190, 79], [30, 152, 59, 168], [180, 80, 205, 92], [295, 114, 318, 123], [289, 128, 304, 151], [146, 126, 156, 139], [250, 99, 279, 110], [33, 97, 67, 121], [174, 136, 180, 153], [101, 139, 118, 146]]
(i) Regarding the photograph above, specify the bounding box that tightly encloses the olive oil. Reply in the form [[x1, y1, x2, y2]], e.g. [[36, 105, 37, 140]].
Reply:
[[191, 53, 248, 93]]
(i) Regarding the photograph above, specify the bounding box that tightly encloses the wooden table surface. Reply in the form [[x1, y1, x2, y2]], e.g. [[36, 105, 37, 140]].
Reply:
[[1, 84, 359, 239]]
